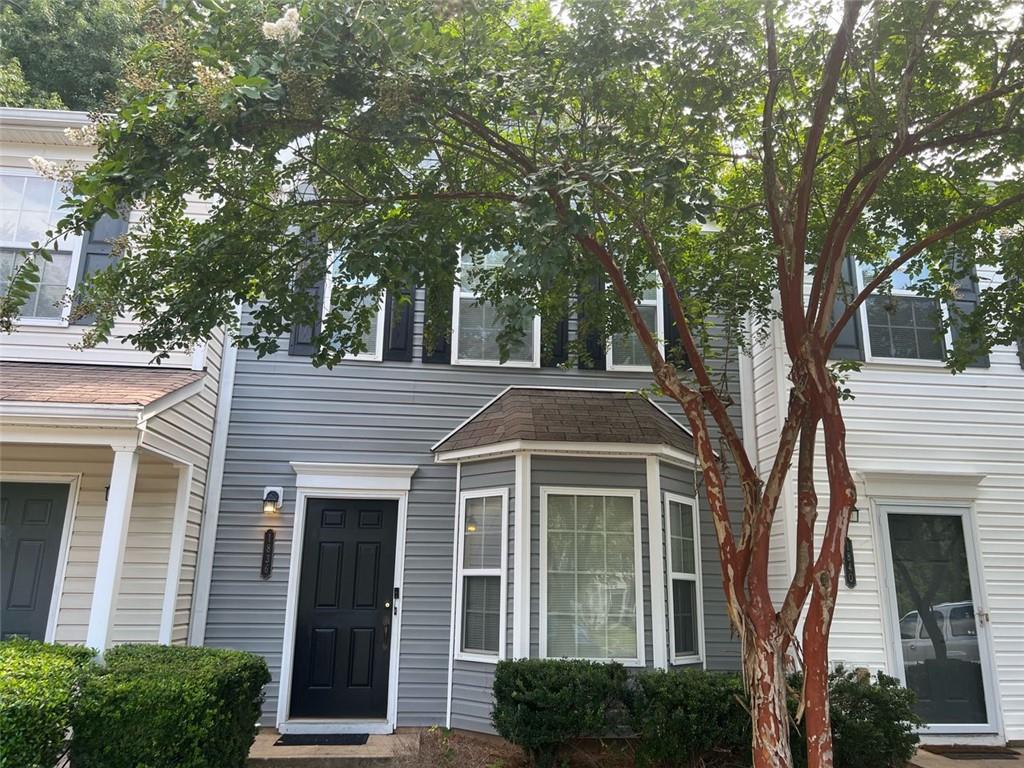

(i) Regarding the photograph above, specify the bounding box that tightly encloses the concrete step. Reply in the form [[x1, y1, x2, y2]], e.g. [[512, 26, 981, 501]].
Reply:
[[247, 729, 419, 767]]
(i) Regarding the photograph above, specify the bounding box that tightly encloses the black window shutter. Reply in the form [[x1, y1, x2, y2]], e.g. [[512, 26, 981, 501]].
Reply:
[[73, 214, 129, 325], [578, 275, 606, 370], [662, 289, 691, 370], [829, 255, 866, 361], [541, 307, 569, 368], [382, 284, 414, 362], [421, 283, 452, 364], [288, 277, 325, 357], [948, 262, 990, 368]]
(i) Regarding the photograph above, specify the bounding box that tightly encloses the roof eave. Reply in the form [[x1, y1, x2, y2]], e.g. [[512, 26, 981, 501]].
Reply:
[[433, 439, 696, 467]]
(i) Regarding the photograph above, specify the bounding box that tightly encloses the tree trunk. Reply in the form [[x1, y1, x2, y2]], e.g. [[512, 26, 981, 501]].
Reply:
[[744, 628, 792, 768], [803, 589, 834, 768]]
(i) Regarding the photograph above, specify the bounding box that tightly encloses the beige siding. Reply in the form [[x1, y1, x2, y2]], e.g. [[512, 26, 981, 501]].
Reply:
[[142, 331, 225, 643], [0, 444, 180, 644]]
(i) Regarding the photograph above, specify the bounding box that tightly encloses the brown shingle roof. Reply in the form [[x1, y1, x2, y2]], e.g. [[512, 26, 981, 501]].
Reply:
[[0, 362, 204, 406], [433, 387, 693, 455]]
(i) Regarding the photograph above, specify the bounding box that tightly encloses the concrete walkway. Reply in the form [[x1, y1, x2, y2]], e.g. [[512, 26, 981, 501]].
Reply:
[[248, 729, 420, 767], [911, 748, 1023, 768]]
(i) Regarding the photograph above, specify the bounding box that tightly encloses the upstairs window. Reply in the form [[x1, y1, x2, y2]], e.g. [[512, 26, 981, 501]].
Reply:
[[455, 489, 508, 661], [325, 265, 386, 361], [453, 250, 540, 367], [860, 263, 946, 361], [608, 282, 664, 370], [0, 171, 81, 322], [665, 494, 702, 662], [541, 489, 644, 665]]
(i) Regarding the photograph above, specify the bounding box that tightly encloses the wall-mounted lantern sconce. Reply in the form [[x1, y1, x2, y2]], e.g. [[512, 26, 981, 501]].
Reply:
[[262, 487, 283, 514]]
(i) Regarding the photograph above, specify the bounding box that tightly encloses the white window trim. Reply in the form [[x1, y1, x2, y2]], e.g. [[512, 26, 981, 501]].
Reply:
[[855, 263, 952, 367], [450, 256, 541, 368], [453, 486, 510, 664], [0, 166, 85, 327], [322, 267, 386, 362], [539, 486, 646, 667], [663, 492, 705, 666], [607, 282, 665, 371]]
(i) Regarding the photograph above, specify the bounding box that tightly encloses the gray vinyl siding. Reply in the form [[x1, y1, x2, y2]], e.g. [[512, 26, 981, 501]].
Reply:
[[204, 287, 744, 728], [451, 458, 514, 733], [530, 456, 654, 665]]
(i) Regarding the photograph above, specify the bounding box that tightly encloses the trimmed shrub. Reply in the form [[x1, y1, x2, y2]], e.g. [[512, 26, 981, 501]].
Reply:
[[791, 667, 922, 768], [0, 639, 96, 768], [492, 658, 629, 767], [71, 644, 270, 768], [629, 668, 751, 767]]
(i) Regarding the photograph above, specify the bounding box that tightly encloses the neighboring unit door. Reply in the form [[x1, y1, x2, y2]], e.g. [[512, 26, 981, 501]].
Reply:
[[1, 483, 70, 640], [882, 504, 997, 732], [290, 498, 398, 719]]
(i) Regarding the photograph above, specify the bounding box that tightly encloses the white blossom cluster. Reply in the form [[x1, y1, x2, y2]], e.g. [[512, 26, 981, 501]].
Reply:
[[193, 60, 237, 86], [63, 123, 99, 146], [28, 155, 76, 183], [262, 7, 301, 43]]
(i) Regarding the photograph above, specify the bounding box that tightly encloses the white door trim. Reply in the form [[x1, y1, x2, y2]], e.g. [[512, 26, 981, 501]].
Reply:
[[0, 472, 81, 643], [278, 464, 416, 734], [874, 500, 1003, 737]]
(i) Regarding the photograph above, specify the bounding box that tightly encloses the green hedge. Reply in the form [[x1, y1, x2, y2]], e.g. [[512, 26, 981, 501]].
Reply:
[[629, 668, 751, 767], [0, 639, 96, 768], [492, 660, 921, 768], [492, 658, 629, 768], [71, 644, 270, 768]]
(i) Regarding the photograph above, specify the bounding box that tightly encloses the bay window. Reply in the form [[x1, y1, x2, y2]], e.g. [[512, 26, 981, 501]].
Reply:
[[455, 488, 508, 661], [453, 250, 540, 366], [0, 171, 81, 322], [541, 488, 644, 665], [665, 493, 702, 662]]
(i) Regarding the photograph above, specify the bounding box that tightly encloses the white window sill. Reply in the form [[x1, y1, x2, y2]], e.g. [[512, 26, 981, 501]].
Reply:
[[542, 655, 645, 668], [452, 358, 540, 369], [455, 650, 503, 664], [670, 653, 703, 666], [607, 363, 653, 373], [15, 317, 70, 328], [863, 357, 948, 370]]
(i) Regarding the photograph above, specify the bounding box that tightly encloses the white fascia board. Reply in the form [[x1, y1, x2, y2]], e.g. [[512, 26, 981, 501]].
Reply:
[[434, 439, 696, 467], [0, 400, 141, 427], [0, 107, 92, 129], [139, 376, 207, 421]]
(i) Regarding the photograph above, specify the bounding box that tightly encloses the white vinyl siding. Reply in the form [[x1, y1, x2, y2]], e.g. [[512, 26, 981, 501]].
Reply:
[[540, 488, 644, 665], [454, 488, 508, 662]]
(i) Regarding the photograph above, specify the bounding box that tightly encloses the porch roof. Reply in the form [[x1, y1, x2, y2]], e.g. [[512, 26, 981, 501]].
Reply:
[[432, 387, 694, 456], [0, 362, 204, 407]]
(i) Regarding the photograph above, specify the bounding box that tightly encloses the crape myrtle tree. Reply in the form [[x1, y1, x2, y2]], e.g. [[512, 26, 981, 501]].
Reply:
[[10, 0, 1023, 766]]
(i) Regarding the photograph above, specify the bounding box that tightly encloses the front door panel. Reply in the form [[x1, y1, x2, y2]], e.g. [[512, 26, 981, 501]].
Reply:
[[1, 483, 70, 640], [290, 498, 398, 719], [885, 508, 992, 728]]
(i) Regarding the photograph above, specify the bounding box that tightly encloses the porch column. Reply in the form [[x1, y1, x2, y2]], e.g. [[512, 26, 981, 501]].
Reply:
[[85, 444, 139, 653]]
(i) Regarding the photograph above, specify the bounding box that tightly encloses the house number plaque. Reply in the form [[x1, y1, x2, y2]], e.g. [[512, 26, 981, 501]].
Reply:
[[843, 536, 856, 588], [260, 529, 275, 579]]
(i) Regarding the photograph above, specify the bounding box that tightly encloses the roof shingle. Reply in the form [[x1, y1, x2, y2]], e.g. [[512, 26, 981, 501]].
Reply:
[[0, 362, 204, 407], [433, 388, 693, 455]]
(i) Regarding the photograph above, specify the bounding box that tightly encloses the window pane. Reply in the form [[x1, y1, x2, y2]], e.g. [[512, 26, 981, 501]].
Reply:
[[545, 494, 638, 660], [865, 295, 943, 360], [899, 612, 919, 640], [672, 579, 697, 655], [0, 248, 72, 319], [1, 176, 62, 246], [669, 500, 696, 574], [462, 575, 500, 654], [457, 297, 533, 362], [610, 303, 657, 367], [463, 495, 502, 570], [949, 605, 976, 637]]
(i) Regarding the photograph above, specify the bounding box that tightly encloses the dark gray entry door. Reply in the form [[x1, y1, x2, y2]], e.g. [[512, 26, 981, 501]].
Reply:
[[290, 498, 398, 719], [1, 483, 70, 640]]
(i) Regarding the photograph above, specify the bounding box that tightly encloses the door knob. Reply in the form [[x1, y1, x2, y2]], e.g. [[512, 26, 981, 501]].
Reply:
[[385, 601, 391, 608]]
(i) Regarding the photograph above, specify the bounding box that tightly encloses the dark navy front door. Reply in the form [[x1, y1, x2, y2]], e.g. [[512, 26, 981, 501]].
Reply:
[[1, 482, 69, 640], [290, 498, 398, 719]]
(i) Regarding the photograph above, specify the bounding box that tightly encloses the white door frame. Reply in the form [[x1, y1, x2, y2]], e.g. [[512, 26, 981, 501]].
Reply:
[[0, 472, 80, 643], [874, 499, 1002, 736], [277, 463, 416, 735]]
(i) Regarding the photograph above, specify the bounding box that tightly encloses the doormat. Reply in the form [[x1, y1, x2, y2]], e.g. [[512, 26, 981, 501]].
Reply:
[[274, 733, 369, 747], [920, 745, 1021, 761]]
